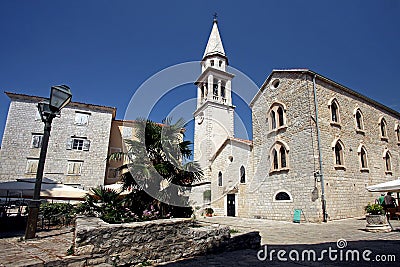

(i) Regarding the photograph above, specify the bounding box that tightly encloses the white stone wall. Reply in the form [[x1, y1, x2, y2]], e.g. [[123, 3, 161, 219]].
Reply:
[[0, 95, 114, 189], [210, 140, 252, 217]]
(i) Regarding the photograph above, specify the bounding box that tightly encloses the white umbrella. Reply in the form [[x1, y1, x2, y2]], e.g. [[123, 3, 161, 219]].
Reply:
[[0, 178, 88, 200], [366, 178, 400, 193], [103, 183, 132, 195]]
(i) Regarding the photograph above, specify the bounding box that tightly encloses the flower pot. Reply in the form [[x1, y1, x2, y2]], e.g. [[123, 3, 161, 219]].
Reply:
[[365, 214, 391, 232], [205, 213, 213, 217]]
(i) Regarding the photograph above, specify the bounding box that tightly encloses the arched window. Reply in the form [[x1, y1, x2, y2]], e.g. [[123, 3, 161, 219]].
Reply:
[[213, 79, 218, 96], [218, 171, 222, 186], [384, 151, 392, 172], [272, 149, 278, 170], [280, 146, 287, 168], [355, 109, 364, 130], [221, 81, 226, 98], [395, 124, 400, 143], [270, 111, 276, 130], [270, 141, 290, 173], [360, 146, 368, 169], [380, 117, 387, 138], [210, 60, 214, 66], [333, 140, 344, 166], [240, 166, 245, 183], [328, 98, 340, 124], [268, 102, 287, 131], [277, 107, 284, 127], [275, 191, 291, 201]]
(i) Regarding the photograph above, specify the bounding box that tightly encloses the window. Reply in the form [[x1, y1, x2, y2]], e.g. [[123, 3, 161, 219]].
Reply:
[[354, 109, 364, 131], [218, 171, 222, 186], [67, 160, 83, 175], [358, 145, 368, 170], [329, 98, 340, 124], [270, 141, 289, 173], [210, 60, 214, 66], [334, 143, 343, 165], [66, 138, 90, 151], [275, 192, 291, 201], [219, 60, 222, 67], [270, 111, 276, 129], [122, 127, 132, 139], [395, 124, 400, 143], [107, 168, 120, 179], [31, 134, 43, 148], [240, 166, 246, 183], [26, 158, 39, 174], [379, 117, 388, 139], [221, 81, 226, 98], [268, 102, 287, 131], [203, 190, 211, 203], [213, 79, 218, 96], [384, 150, 392, 173], [74, 112, 90, 126]]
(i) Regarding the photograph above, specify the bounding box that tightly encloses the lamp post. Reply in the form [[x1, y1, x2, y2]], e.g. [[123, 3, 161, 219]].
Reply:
[[25, 85, 72, 239]]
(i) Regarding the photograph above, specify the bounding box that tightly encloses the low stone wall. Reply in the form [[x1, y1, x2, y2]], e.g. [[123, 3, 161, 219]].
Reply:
[[74, 216, 260, 266]]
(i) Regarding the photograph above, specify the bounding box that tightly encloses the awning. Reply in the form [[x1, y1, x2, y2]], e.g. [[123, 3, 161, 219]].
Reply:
[[0, 178, 88, 200], [366, 178, 400, 193]]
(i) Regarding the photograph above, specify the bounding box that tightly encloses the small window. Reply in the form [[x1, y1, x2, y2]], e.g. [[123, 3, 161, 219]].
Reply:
[[122, 127, 132, 139], [360, 146, 368, 169], [384, 151, 392, 173], [66, 138, 90, 151], [203, 190, 211, 203], [271, 111, 276, 129], [275, 191, 291, 201], [26, 158, 39, 174], [213, 79, 218, 96], [273, 149, 278, 170], [218, 171, 222, 186], [31, 134, 43, 148], [67, 160, 83, 175], [280, 146, 287, 168], [277, 107, 284, 127], [355, 109, 364, 131], [75, 112, 90, 126], [331, 101, 339, 123], [271, 79, 280, 89], [107, 168, 120, 179], [240, 166, 246, 184], [210, 60, 214, 66], [396, 124, 400, 143], [228, 156, 233, 162], [219, 60, 222, 67], [221, 81, 226, 98], [334, 142, 344, 166], [380, 117, 388, 138]]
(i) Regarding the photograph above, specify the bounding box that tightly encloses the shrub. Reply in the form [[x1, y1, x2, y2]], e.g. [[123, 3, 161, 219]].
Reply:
[[365, 203, 384, 215]]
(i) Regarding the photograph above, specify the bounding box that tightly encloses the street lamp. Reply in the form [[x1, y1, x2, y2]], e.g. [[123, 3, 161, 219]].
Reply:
[[25, 85, 72, 239]]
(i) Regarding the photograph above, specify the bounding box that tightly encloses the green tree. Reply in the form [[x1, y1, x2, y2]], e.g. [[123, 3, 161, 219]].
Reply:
[[109, 118, 203, 217]]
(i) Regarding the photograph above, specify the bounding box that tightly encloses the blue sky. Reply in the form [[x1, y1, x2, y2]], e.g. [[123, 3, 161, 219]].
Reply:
[[1, 0, 399, 148]]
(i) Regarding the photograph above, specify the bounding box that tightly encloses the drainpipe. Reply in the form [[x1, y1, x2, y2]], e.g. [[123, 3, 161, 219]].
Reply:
[[313, 74, 328, 222]]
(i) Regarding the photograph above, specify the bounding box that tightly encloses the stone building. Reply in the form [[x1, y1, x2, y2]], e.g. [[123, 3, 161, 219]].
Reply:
[[192, 19, 400, 222], [0, 92, 116, 189]]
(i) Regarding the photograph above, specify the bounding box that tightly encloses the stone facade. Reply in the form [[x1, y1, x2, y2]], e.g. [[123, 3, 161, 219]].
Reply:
[[249, 70, 400, 221], [0, 92, 115, 189], [73, 216, 261, 266]]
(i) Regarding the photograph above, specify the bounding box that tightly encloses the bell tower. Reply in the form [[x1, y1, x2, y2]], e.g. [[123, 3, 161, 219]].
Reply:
[[191, 18, 235, 205]]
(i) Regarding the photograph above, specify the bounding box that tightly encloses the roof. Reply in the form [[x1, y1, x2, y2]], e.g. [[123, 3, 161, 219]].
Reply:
[[203, 20, 226, 60], [249, 69, 400, 118], [5, 91, 117, 118], [210, 137, 253, 162]]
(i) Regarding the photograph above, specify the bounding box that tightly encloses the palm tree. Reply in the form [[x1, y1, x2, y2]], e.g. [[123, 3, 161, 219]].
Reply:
[[108, 118, 203, 217]]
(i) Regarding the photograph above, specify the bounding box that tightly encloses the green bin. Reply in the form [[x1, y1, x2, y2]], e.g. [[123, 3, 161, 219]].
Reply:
[[293, 209, 302, 223]]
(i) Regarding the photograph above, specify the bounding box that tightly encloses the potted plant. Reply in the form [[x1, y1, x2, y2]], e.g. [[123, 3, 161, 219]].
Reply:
[[365, 203, 391, 232], [204, 207, 214, 217]]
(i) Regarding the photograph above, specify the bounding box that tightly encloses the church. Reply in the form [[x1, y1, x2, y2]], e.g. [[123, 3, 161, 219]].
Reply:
[[190, 19, 400, 222]]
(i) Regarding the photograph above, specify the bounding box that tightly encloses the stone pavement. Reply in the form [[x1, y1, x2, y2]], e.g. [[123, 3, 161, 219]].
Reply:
[[0, 217, 399, 266]]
